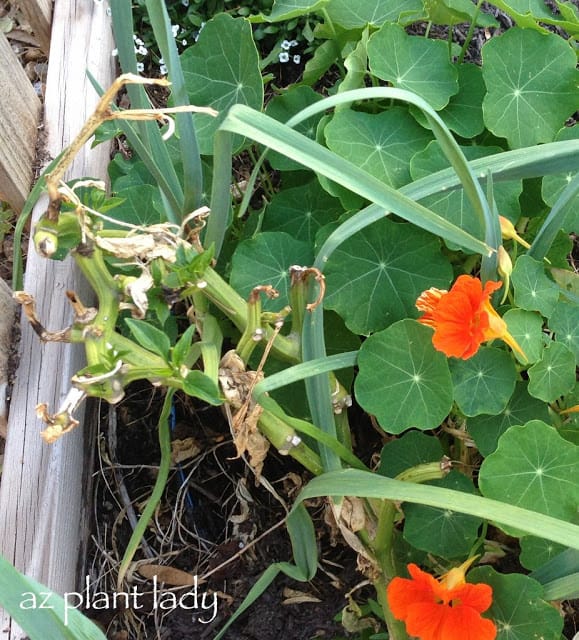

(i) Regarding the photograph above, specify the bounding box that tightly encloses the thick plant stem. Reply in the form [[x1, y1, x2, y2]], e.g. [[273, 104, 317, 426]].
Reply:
[[375, 576, 409, 640]]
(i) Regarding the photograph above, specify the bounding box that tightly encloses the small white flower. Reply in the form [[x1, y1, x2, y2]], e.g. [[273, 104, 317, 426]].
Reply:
[[106, 7, 111, 16], [159, 57, 165, 64], [293, 54, 301, 64], [182, 39, 188, 46], [171, 24, 180, 37], [281, 39, 291, 50], [289, 39, 298, 47], [160, 64, 168, 75], [111, 48, 118, 57], [136, 62, 144, 72], [136, 45, 148, 56], [181, 0, 189, 5], [279, 51, 289, 63], [133, 34, 137, 40], [134, 36, 144, 46]]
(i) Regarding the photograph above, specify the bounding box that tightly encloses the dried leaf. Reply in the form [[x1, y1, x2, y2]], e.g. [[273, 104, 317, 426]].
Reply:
[[137, 564, 201, 587], [282, 588, 322, 605], [171, 437, 201, 464], [341, 497, 367, 533]]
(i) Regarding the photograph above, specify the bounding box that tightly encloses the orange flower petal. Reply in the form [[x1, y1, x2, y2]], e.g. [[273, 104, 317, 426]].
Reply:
[[387, 563, 497, 640], [416, 274, 525, 360]]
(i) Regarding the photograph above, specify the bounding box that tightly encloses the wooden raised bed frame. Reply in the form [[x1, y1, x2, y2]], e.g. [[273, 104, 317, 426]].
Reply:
[[0, 2, 115, 638]]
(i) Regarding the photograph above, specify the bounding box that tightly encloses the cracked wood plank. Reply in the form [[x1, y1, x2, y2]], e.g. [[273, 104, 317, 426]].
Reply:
[[0, 2, 115, 637], [0, 31, 41, 212]]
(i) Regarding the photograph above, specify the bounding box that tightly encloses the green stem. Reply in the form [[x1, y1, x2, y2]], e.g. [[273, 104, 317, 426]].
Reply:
[[202, 267, 300, 363], [376, 576, 409, 640], [116, 387, 175, 590], [457, 0, 483, 65], [258, 409, 323, 476]]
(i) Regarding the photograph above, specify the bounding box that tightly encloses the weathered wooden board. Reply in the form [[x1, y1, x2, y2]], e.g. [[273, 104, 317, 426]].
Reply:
[[0, 1, 115, 638], [0, 31, 41, 212], [17, 0, 52, 56]]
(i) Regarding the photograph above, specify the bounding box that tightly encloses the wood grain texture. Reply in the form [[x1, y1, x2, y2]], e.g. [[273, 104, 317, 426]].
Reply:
[[0, 31, 41, 212], [17, 0, 53, 56], [0, 2, 115, 637]]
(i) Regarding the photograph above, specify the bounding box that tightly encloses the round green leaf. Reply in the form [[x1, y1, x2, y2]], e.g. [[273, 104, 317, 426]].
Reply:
[[482, 28, 578, 148], [511, 255, 559, 317], [181, 14, 263, 154], [410, 141, 522, 242], [479, 420, 579, 524], [519, 536, 566, 571], [378, 430, 444, 477], [265, 86, 323, 171], [262, 179, 342, 246], [503, 308, 544, 364], [440, 63, 486, 138], [548, 301, 579, 365], [324, 107, 432, 190], [403, 471, 483, 558], [325, 0, 423, 29], [230, 232, 313, 311], [423, 0, 497, 25], [368, 23, 458, 110], [541, 126, 579, 233], [324, 218, 452, 335], [107, 185, 164, 228], [467, 382, 550, 456], [450, 347, 517, 417], [527, 341, 576, 402], [355, 320, 453, 433], [468, 566, 564, 640]]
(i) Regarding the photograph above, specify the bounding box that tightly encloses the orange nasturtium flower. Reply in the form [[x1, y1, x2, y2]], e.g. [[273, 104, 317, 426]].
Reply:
[[416, 274, 526, 361], [387, 560, 497, 640]]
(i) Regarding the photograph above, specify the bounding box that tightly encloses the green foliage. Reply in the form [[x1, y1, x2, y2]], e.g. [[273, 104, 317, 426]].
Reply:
[[18, 0, 579, 637]]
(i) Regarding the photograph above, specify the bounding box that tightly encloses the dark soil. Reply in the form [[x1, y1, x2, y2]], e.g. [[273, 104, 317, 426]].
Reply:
[[84, 383, 370, 640]]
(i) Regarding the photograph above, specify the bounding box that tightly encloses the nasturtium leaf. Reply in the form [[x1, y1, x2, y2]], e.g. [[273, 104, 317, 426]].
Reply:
[[316, 115, 365, 211], [468, 566, 564, 640], [181, 14, 263, 154], [337, 26, 369, 96], [503, 308, 544, 364], [355, 320, 453, 433], [519, 536, 567, 571], [378, 430, 444, 478], [262, 179, 342, 246], [450, 347, 516, 417], [230, 232, 313, 311], [325, 0, 423, 29], [467, 382, 550, 456], [548, 301, 579, 365], [479, 420, 579, 525], [440, 63, 486, 138], [527, 341, 576, 403], [511, 255, 559, 317], [110, 154, 155, 191], [324, 107, 432, 190], [324, 218, 452, 335], [257, 0, 329, 21], [265, 86, 323, 171], [367, 23, 458, 110], [301, 39, 340, 87], [423, 0, 497, 25], [541, 126, 579, 233], [481, 28, 578, 148], [106, 185, 164, 228], [410, 142, 522, 242], [403, 471, 483, 558], [125, 319, 171, 361]]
